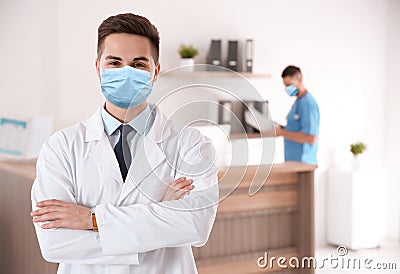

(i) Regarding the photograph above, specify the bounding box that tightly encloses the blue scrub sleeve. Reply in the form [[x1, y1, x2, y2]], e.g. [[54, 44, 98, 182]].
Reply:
[[299, 101, 319, 136]]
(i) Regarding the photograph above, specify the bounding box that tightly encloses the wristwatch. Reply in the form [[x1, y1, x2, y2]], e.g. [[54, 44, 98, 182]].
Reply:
[[90, 206, 98, 232]]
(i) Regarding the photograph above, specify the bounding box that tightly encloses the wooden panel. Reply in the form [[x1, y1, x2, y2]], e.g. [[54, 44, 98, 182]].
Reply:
[[197, 250, 299, 274], [194, 209, 297, 263], [218, 190, 297, 214], [218, 162, 316, 182], [219, 171, 298, 192], [196, 164, 316, 274], [0, 161, 36, 180], [218, 162, 315, 196], [296, 172, 315, 274], [267, 172, 298, 187], [0, 169, 58, 274]]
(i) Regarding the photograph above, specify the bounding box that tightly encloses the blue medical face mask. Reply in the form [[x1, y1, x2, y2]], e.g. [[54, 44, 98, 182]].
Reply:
[[100, 66, 153, 109], [285, 84, 299, 96]]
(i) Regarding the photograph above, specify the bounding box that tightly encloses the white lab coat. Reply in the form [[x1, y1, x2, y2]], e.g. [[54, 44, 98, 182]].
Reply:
[[31, 105, 219, 274]]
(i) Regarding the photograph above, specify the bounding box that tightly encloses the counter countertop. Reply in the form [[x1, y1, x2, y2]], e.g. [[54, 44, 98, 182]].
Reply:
[[0, 161, 37, 180], [0, 160, 316, 182]]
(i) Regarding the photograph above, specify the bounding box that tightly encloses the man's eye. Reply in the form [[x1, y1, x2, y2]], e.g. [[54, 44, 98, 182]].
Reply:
[[133, 63, 145, 68], [108, 61, 119, 66]]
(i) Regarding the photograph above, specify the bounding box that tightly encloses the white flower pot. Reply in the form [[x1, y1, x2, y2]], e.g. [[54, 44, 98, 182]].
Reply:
[[351, 155, 361, 171], [179, 58, 195, 71], [351, 154, 366, 171]]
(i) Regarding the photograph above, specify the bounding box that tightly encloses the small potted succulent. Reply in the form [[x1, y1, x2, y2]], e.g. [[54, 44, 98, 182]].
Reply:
[[350, 142, 367, 170], [178, 44, 198, 71]]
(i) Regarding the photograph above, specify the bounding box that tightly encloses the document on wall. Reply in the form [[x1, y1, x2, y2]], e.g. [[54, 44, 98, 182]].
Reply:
[[0, 116, 53, 161], [0, 118, 28, 157]]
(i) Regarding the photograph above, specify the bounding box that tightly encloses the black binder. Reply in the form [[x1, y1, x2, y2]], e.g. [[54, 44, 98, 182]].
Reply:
[[226, 40, 238, 71], [207, 40, 222, 70]]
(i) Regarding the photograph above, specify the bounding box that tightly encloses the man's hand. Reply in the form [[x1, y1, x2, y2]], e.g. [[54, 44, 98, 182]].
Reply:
[[162, 177, 194, 202], [264, 122, 285, 137], [274, 126, 285, 137], [31, 199, 92, 230]]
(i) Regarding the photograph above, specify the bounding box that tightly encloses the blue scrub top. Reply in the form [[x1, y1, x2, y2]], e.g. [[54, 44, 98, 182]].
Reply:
[[284, 91, 320, 164]]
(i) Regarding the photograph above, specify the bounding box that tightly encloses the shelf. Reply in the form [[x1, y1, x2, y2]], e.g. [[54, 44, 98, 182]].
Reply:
[[153, 69, 273, 102], [159, 70, 272, 79]]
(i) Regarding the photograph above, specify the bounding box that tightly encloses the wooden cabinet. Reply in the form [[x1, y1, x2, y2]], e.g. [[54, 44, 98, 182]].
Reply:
[[0, 162, 58, 274], [194, 162, 316, 274]]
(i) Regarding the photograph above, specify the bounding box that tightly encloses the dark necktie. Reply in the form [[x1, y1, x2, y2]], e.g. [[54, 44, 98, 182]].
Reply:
[[114, 125, 132, 181]]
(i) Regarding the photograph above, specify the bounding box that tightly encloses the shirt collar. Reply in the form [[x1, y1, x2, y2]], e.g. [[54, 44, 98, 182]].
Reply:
[[101, 104, 153, 136]]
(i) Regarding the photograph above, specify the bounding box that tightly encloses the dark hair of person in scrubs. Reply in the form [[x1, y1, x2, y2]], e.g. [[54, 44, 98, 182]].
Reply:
[[281, 65, 301, 78]]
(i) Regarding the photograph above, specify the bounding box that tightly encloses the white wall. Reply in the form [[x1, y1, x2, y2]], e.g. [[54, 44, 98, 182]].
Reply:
[[0, 0, 58, 120], [0, 0, 397, 246], [384, 0, 400, 242]]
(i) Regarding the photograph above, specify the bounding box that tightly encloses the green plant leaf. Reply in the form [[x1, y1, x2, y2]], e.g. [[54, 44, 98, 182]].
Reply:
[[178, 44, 198, 58], [350, 142, 367, 156]]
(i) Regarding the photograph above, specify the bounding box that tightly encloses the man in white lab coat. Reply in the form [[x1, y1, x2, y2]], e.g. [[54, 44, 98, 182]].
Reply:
[[30, 13, 219, 274]]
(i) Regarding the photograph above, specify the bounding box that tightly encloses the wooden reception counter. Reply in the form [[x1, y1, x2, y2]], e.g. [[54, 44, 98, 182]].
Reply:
[[0, 161, 58, 274], [194, 162, 317, 274], [0, 161, 316, 274]]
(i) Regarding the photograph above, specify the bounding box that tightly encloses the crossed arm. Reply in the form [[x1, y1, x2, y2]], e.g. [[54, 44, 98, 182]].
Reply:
[[31, 177, 195, 230]]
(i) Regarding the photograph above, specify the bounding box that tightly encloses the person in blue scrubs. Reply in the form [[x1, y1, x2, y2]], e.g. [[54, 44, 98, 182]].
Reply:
[[274, 65, 320, 164]]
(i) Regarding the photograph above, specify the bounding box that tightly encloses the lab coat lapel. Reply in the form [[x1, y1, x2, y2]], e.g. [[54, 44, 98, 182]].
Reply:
[[117, 137, 166, 204], [84, 107, 123, 185], [117, 106, 171, 204], [91, 137, 123, 184]]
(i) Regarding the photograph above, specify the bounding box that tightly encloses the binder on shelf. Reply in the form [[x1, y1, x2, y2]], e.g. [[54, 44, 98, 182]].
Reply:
[[226, 40, 238, 71], [218, 100, 246, 134], [244, 39, 253, 73], [218, 101, 232, 125], [207, 40, 222, 71]]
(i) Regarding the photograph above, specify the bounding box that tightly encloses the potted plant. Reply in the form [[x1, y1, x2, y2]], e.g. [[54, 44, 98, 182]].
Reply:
[[178, 44, 198, 71], [350, 142, 367, 170], [327, 140, 388, 250]]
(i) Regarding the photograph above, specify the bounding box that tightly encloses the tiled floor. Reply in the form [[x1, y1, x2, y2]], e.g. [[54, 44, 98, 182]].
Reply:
[[315, 240, 400, 273]]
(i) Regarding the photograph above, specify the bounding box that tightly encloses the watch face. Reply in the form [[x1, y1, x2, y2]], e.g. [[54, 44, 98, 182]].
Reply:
[[90, 206, 96, 215]]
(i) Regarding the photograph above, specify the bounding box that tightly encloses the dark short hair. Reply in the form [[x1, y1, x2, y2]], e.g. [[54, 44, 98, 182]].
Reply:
[[281, 65, 301, 78], [97, 13, 160, 63]]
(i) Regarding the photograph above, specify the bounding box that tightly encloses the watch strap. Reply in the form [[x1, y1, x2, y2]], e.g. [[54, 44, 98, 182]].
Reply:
[[90, 207, 98, 232]]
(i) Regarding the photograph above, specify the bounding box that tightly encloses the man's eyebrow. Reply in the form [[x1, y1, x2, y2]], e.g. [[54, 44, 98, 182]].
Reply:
[[104, 55, 150, 62], [105, 55, 123, 61], [133, 56, 150, 62]]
